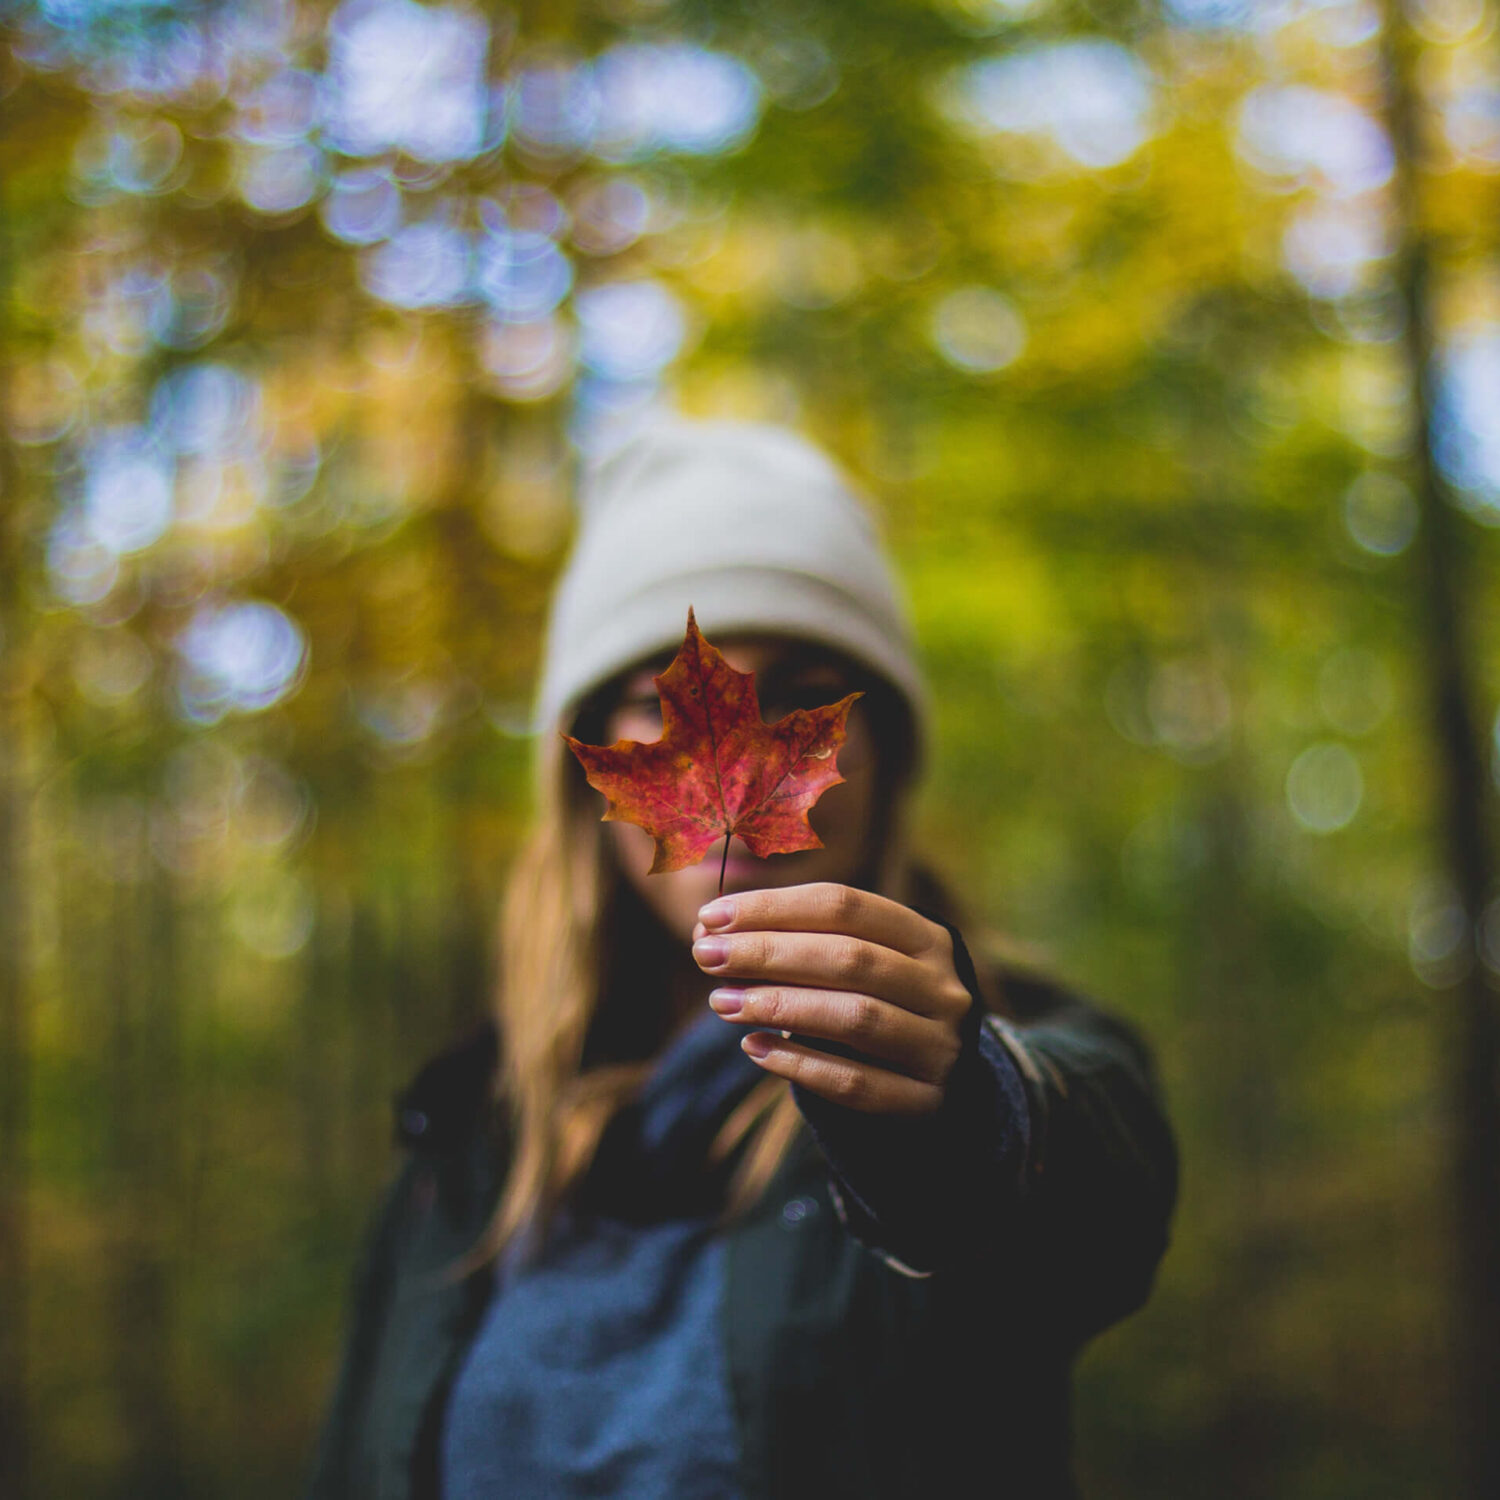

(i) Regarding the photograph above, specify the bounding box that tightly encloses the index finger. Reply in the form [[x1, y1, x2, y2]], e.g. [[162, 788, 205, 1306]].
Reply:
[[696, 882, 944, 959]]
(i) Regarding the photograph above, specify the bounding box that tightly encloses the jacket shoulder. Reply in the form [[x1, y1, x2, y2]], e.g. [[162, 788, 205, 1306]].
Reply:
[[393, 1018, 500, 1152]]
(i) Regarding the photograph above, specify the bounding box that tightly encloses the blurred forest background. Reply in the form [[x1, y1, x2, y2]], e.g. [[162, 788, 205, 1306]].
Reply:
[[1, 0, 1498, 1495]]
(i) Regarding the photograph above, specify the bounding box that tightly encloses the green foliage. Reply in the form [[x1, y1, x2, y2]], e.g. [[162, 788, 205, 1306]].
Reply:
[[2, 0, 1497, 1493]]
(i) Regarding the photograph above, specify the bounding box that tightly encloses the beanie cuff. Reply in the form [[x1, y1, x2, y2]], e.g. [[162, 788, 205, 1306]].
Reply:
[[534, 565, 927, 766]]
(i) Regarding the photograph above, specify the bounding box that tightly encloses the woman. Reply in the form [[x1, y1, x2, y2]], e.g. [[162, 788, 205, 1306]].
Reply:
[[307, 418, 1177, 1500]]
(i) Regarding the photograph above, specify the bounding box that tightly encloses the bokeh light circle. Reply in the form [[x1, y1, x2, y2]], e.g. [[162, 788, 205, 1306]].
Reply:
[[321, 167, 402, 244], [81, 427, 175, 554], [1342, 471, 1418, 556], [175, 601, 308, 721], [1286, 742, 1364, 833], [361, 222, 472, 309], [576, 280, 686, 380], [931, 287, 1027, 374]]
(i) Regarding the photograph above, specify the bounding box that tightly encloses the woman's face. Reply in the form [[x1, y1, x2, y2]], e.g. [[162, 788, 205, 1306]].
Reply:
[[599, 638, 889, 945]]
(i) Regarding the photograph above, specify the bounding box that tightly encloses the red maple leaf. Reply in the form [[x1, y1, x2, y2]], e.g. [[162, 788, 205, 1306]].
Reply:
[[564, 608, 862, 887]]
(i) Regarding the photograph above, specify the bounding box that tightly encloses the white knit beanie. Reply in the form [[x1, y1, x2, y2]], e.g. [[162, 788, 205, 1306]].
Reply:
[[534, 417, 928, 760]]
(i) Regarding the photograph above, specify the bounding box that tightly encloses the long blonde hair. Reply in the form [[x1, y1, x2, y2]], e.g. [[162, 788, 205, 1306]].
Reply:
[[475, 666, 924, 1264]]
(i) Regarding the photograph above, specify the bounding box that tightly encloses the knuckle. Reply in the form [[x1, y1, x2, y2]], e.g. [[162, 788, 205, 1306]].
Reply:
[[738, 934, 772, 971], [826, 1062, 869, 1107], [820, 882, 858, 926], [833, 938, 869, 984], [844, 993, 881, 1046], [943, 980, 973, 1018], [759, 988, 788, 1028], [729, 891, 764, 929]]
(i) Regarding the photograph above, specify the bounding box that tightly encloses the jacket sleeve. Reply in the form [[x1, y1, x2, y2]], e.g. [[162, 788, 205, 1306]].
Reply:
[[983, 988, 1178, 1345], [794, 924, 1177, 1348]]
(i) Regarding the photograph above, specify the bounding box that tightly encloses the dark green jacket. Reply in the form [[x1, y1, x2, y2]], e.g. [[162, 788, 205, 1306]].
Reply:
[[307, 970, 1176, 1500]]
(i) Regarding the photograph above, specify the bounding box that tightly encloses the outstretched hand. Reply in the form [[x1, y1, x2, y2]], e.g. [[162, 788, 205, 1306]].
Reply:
[[691, 882, 973, 1115]]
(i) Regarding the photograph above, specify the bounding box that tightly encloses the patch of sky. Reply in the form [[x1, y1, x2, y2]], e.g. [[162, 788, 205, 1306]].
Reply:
[[1163, 0, 1255, 25], [320, 167, 402, 245], [21, 0, 209, 90], [34, 0, 180, 23], [324, 0, 489, 162], [951, 40, 1155, 170], [575, 280, 686, 381], [360, 221, 472, 309], [150, 364, 260, 457], [1281, 200, 1391, 299], [239, 143, 324, 214], [1444, 84, 1500, 167], [175, 600, 307, 722], [79, 426, 174, 554], [591, 43, 762, 160], [1235, 86, 1393, 197], [21, 0, 298, 100], [510, 54, 601, 157], [1433, 325, 1500, 522], [570, 176, 652, 257], [1167, 0, 1379, 41], [569, 374, 670, 456], [476, 224, 574, 321], [1315, 1, 1382, 47], [236, 68, 321, 147]]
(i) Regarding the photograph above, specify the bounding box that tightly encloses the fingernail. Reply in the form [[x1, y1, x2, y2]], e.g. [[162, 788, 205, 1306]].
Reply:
[[742, 1032, 772, 1059], [693, 936, 728, 969], [698, 898, 735, 931], [709, 988, 745, 1016]]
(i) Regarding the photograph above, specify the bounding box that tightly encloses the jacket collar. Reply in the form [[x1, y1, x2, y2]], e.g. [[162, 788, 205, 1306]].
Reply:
[[394, 1019, 500, 1153]]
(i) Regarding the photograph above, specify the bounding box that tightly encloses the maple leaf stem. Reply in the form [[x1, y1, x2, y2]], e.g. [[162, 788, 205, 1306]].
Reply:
[[718, 836, 729, 897]]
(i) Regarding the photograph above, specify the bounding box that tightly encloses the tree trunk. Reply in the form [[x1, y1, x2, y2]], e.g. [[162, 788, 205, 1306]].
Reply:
[[1380, 8, 1500, 1495], [0, 704, 31, 1500], [107, 862, 185, 1497], [0, 126, 32, 1500]]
